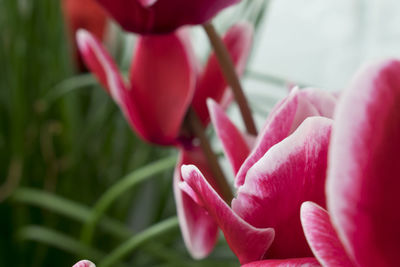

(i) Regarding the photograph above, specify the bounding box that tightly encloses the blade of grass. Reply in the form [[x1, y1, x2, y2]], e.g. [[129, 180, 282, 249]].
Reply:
[[98, 217, 179, 267], [81, 155, 177, 245]]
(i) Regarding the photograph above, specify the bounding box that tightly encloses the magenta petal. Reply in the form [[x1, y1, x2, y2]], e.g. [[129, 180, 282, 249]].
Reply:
[[192, 22, 254, 125], [232, 117, 332, 258], [300, 202, 354, 267], [129, 30, 196, 145], [72, 260, 95, 267], [173, 147, 219, 259], [327, 59, 400, 267], [96, 0, 240, 34], [208, 99, 250, 174], [241, 258, 320, 267], [180, 165, 275, 264], [298, 88, 337, 118], [236, 88, 320, 187]]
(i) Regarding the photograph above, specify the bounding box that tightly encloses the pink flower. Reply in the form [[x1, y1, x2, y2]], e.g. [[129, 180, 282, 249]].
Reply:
[[94, 0, 240, 34], [180, 88, 337, 264], [77, 23, 253, 259], [72, 260, 95, 267], [301, 59, 400, 267]]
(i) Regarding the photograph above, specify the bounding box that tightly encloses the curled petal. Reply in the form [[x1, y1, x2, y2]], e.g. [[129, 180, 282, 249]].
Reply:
[[208, 99, 250, 174], [174, 147, 219, 259], [72, 260, 96, 267], [129, 30, 196, 145], [233, 117, 332, 258], [298, 88, 337, 118], [236, 88, 320, 187], [180, 165, 275, 264], [242, 258, 320, 267], [300, 202, 354, 267], [192, 22, 254, 125], [327, 59, 400, 267]]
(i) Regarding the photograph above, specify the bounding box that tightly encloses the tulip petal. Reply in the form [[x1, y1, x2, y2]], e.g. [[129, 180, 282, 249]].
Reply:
[[241, 258, 320, 267], [180, 165, 275, 264], [174, 147, 219, 259], [232, 117, 332, 258], [300, 202, 354, 267], [129, 30, 196, 145], [96, 0, 240, 34], [208, 99, 250, 174], [235, 88, 320, 187], [73, 260, 96, 267], [192, 22, 254, 125], [327, 59, 400, 267]]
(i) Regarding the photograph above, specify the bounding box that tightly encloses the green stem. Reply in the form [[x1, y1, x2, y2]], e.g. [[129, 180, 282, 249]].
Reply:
[[80, 155, 176, 245], [98, 217, 179, 267]]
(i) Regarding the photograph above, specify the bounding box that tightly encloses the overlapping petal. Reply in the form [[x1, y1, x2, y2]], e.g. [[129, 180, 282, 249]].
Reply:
[[232, 117, 332, 258], [242, 258, 320, 267], [300, 202, 353, 267], [96, 0, 240, 34], [129, 30, 196, 145], [192, 22, 254, 125], [77, 29, 195, 145], [235, 88, 321, 187], [173, 147, 219, 259], [180, 165, 275, 264], [327, 59, 400, 267], [208, 99, 250, 174]]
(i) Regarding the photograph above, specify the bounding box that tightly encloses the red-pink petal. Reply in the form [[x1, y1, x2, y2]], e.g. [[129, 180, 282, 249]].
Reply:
[[76, 30, 148, 140], [192, 22, 254, 125], [208, 99, 250, 174], [72, 260, 95, 267], [232, 117, 332, 258], [327, 59, 400, 267], [300, 202, 354, 267], [129, 30, 196, 145], [173, 147, 219, 259], [180, 165, 275, 264], [298, 88, 337, 119], [242, 258, 320, 267], [235, 88, 320, 187], [96, 0, 240, 34]]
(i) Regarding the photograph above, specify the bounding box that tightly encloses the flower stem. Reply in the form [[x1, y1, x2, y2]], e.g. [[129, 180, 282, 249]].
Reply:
[[187, 108, 233, 203], [203, 22, 258, 136]]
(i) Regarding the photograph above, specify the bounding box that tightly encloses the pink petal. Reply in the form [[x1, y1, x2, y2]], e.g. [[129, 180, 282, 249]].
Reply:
[[129, 30, 196, 145], [235, 88, 320, 187], [72, 260, 95, 267], [208, 99, 250, 174], [180, 165, 275, 264], [96, 0, 240, 34], [298, 88, 337, 118], [242, 258, 320, 267], [300, 202, 354, 267], [192, 22, 254, 125], [76, 30, 148, 140], [327, 59, 400, 267], [232, 117, 332, 258], [173, 147, 219, 259]]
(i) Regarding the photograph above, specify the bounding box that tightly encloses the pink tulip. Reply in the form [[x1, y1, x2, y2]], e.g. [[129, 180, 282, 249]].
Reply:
[[180, 88, 337, 264], [300, 59, 400, 267], [72, 260, 95, 267], [95, 0, 240, 34], [77, 23, 253, 259]]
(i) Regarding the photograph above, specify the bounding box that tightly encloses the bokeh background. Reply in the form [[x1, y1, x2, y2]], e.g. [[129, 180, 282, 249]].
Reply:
[[1, 0, 399, 266]]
